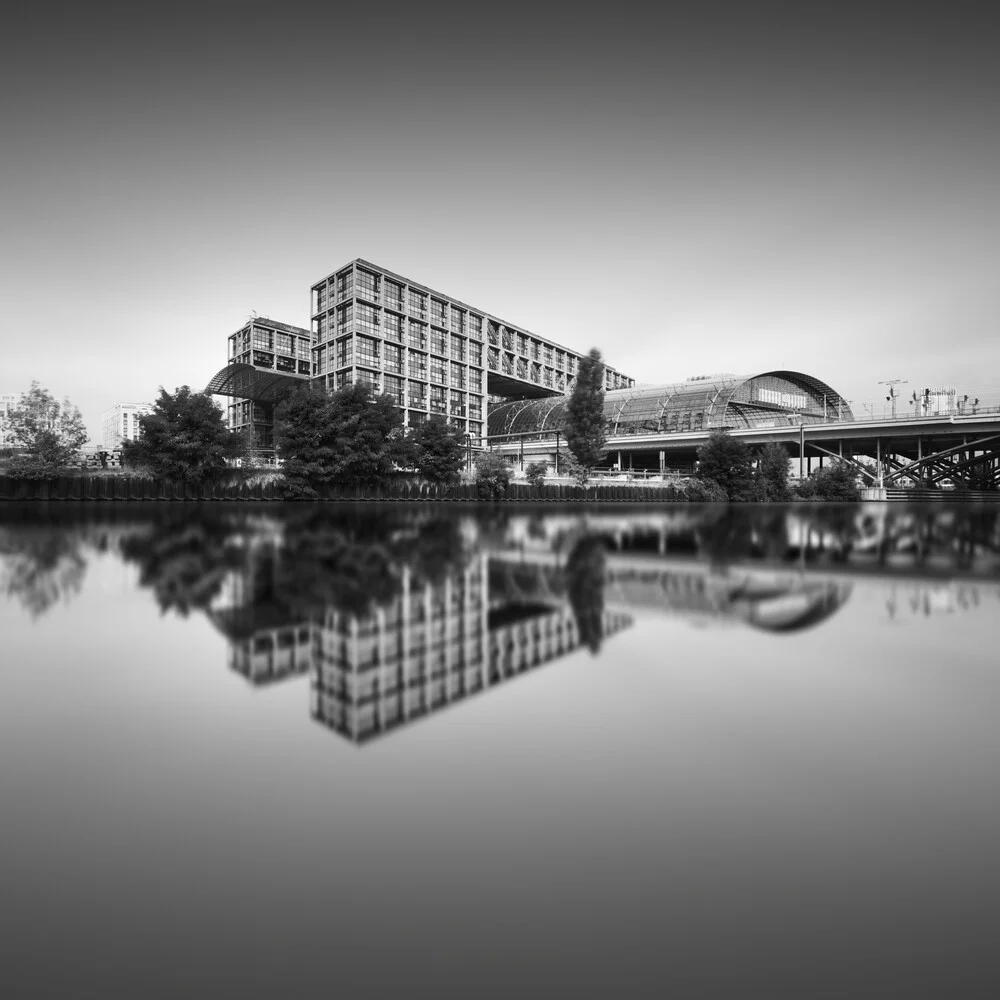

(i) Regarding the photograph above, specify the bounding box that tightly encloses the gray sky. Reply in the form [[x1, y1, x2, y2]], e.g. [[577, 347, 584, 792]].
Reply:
[[3, 2, 998, 442]]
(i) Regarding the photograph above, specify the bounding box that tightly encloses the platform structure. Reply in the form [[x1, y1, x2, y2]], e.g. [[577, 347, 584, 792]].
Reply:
[[487, 371, 1000, 491]]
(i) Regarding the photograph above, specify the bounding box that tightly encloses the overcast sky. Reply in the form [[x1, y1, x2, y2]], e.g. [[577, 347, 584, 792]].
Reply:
[[3, 2, 998, 442]]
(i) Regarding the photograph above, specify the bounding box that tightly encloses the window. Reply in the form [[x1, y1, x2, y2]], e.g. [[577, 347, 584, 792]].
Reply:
[[431, 298, 447, 326], [315, 345, 327, 374], [450, 308, 465, 333], [335, 335, 353, 369], [407, 320, 427, 350], [468, 397, 482, 419], [336, 268, 353, 301], [408, 381, 426, 409], [336, 370, 353, 390], [450, 362, 466, 388], [384, 280, 404, 311], [275, 332, 291, 355], [449, 390, 466, 417], [517, 333, 527, 355], [356, 268, 379, 302], [337, 303, 353, 334], [384, 343, 402, 374], [383, 312, 403, 342], [356, 335, 380, 368], [430, 386, 447, 414], [430, 358, 446, 384], [252, 326, 272, 350], [468, 314, 482, 340], [468, 370, 482, 393], [430, 328, 447, 355], [356, 302, 379, 336], [468, 342, 482, 367], [356, 369, 379, 390], [384, 375, 404, 406], [408, 289, 427, 318], [408, 351, 427, 378], [450, 334, 465, 361]]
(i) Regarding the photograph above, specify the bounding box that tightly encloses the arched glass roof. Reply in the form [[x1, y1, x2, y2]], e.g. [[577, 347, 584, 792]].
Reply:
[[487, 370, 853, 439], [205, 363, 309, 404]]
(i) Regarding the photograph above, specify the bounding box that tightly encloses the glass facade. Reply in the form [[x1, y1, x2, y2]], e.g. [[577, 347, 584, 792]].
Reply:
[[487, 372, 855, 440]]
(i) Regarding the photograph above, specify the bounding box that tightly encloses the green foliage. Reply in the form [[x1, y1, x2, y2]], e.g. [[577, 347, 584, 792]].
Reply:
[[274, 382, 408, 497], [409, 415, 466, 483], [564, 348, 607, 476], [755, 441, 791, 501], [695, 430, 754, 500], [681, 477, 729, 502], [122, 386, 246, 485], [475, 451, 512, 499], [559, 453, 591, 487], [6, 382, 88, 477], [794, 460, 862, 501], [525, 461, 548, 487]]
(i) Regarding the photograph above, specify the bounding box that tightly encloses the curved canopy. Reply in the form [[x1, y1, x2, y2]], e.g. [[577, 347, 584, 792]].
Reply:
[[487, 370, 854, 439], [205, 363, 309, 404]]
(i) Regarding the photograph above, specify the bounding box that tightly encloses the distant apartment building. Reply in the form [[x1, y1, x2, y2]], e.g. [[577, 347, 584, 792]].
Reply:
[[207, 259, 635, 456], [102, 402, 154, 451], [0, 393, 24, 446]]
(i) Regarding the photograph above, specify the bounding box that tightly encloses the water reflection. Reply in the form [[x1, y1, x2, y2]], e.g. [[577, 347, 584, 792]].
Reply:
[[2, 502, 999, 744]]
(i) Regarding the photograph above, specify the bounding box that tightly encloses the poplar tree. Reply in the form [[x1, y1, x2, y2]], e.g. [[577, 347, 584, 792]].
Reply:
[[564, 348, 608, 478]]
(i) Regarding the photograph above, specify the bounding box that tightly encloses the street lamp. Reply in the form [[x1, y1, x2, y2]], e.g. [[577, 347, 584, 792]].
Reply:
[[787, 412, 806, 480]]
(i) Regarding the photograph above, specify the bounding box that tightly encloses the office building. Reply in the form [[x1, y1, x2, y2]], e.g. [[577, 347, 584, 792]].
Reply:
[[102, 402, 154, 451], [207, 259, 635, 456]]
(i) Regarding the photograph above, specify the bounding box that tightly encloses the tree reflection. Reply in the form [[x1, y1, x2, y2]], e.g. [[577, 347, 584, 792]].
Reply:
[[120, 512, 247, 616], [0, 527, 87, 619], [566, 534, 607, 654]]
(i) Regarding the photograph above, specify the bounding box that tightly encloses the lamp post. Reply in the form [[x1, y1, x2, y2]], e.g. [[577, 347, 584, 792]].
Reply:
[[788, 412, 806, 480]]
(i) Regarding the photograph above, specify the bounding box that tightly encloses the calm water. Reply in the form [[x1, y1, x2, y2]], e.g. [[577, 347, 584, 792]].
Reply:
[[2, 501, 1000, 998]]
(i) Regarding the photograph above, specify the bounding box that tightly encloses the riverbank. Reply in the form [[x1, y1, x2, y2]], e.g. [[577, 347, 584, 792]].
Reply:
[[0, 474, 697, 502]]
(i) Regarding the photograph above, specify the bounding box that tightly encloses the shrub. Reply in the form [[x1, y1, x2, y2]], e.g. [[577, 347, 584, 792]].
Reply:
[[793, 460, 862, 501], [475, 451, 512, 499], [695, 430, 754, 500], [525, 461, 548, 488]]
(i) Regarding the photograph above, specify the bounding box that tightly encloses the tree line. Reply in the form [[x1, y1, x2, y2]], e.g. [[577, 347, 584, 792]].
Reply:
[[4, 363, 862, 501]]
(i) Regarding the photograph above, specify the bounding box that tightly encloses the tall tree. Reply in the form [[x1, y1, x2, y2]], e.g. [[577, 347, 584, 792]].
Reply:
[[122, 386, 246, 484], [564, 348, 608, 477], [755, 441, 792, 501], [274, 381, 408, 496], [6, 382, 88, 478], [695, 430, 754, 500], [409, 415, 466, 483]]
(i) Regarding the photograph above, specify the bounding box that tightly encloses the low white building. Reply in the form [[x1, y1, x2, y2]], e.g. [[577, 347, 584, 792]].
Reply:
[[102, 402, 154, 451]]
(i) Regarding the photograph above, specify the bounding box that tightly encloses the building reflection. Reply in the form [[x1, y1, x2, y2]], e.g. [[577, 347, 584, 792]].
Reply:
[[209, 533, 631, 743]]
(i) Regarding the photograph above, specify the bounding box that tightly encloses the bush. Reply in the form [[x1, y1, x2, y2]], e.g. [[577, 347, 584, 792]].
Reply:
[[525, 462, 548, 488], [560, 453, 591, 487], [6, 453, 61, 480], [695, 430, 754, 500], [475, 451, 512, 499], [794, 460, 862, 501]]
